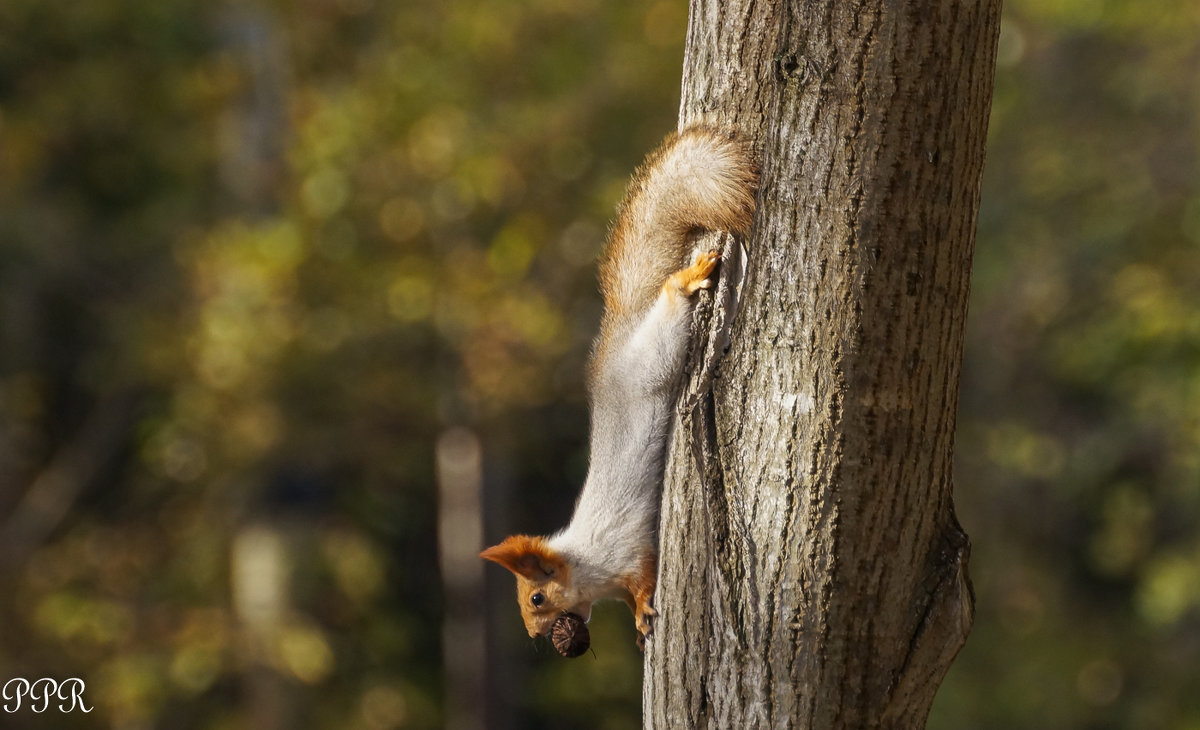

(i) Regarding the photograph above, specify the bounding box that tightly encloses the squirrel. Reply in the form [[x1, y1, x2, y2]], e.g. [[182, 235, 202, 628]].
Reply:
[[480, 124, 757, 650]]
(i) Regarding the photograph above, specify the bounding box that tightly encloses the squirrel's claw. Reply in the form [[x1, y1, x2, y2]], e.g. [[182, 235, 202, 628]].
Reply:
[[634, 603, 658, 651]]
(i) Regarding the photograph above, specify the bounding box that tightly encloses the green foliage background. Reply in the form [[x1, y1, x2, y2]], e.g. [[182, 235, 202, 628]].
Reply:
[[0, 0, 1197, 727]]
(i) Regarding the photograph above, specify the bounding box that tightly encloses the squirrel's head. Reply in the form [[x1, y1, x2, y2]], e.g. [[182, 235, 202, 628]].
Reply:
[[480, 535, 587, 638]]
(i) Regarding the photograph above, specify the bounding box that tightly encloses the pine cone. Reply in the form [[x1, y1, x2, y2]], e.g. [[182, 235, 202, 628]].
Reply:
[[551, 612, 590, 658]]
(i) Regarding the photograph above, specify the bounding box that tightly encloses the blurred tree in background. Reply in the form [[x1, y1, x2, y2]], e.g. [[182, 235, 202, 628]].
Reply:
[[0, 0, 1197, 728]]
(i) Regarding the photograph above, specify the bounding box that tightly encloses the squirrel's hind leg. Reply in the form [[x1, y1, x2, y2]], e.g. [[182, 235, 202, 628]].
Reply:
[[664, 250, 721, 297]]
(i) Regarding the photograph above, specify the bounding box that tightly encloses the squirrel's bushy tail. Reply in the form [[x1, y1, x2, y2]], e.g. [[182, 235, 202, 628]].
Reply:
[[597, 125, 757, 330]]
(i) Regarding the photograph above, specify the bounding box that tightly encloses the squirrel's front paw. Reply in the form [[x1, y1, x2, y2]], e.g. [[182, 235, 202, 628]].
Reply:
[[634, 604, 658, 651], [667, 251, 721, 297]]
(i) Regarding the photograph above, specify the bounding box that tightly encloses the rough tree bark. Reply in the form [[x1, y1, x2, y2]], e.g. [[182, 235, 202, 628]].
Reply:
[[645, 2, 1001, 728]]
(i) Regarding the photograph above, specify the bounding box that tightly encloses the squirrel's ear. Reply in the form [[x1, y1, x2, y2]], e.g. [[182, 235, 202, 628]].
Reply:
[[480, 535, 563, 579]]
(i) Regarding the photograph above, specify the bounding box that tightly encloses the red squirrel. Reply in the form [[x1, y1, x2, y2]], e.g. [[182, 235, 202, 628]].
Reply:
[[480, 125, 757, 650]]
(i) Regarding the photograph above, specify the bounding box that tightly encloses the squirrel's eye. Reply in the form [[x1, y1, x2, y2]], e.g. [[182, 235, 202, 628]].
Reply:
[[530, 592, 545, 608]]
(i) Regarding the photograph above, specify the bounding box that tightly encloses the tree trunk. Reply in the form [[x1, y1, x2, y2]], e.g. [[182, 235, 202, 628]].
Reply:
[[644, 1, 1001, 728]]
